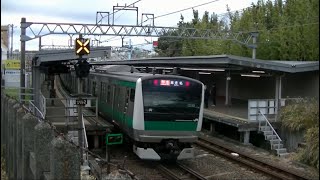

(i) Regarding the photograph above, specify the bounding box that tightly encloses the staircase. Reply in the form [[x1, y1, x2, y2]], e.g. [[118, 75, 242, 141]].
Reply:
[[258, 111, 289, 158]]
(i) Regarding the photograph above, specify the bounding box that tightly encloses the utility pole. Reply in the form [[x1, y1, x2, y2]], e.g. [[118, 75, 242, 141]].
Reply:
[[105, 130, 110, 174], [77, 73, 84, 165], [77, 34, 84, 165], [251, 32, 259, 60], [128, 39, 132, 60], [74, 34, 91, 165], [20, 18, 26, 103], [10, 24, 14, 58], [1, 48, 3, 87]]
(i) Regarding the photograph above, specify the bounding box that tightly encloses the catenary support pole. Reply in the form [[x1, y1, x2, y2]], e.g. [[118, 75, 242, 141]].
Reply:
[[20, 18, 26, 103]]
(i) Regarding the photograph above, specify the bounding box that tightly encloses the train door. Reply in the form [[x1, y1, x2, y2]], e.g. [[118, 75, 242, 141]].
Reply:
[[123, 88, 130, 126]]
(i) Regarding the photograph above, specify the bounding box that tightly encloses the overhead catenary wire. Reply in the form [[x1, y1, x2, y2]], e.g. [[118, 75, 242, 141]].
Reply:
[[100, 0, 256, 45], [96, 0, 143, 43], [97, 2, 319, 48], [100, 0, 224, 45], [153, 21, 319, 43], [139, 0, 221, 25], [107, 0, 142, 22], [154, 0, 221, 19]]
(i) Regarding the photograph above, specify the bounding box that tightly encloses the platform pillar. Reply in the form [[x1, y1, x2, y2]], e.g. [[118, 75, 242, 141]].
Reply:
[[225, 72, 232, 106], [242, 131, 250, 145], [210, 123, 215, 134], [94, 135, 99, 149], [32, 64, 41, 110], [275, 75, 282, 121]]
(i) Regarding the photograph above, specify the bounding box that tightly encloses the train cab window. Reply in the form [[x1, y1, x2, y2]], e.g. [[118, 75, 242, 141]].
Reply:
[[130, 89, 135, 102]]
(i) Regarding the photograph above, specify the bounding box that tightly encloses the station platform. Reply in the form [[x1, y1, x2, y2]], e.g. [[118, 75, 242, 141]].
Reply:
[[40, 77, 113, 135], [202, 98, 256, 145], [203, 97, 259, 132]]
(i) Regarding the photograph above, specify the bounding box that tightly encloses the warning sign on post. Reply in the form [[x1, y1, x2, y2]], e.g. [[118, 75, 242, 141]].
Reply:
[[75, 99, 87, 105], [3, 60, 20, 69]]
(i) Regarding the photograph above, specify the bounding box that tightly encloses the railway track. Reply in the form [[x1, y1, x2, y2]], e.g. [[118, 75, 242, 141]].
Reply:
[[196, 135, 310, 180], [157, 162, 207, 180]]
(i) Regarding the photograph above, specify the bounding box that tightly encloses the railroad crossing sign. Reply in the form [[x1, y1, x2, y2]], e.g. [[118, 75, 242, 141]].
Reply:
[[75, 38, 90, 55]]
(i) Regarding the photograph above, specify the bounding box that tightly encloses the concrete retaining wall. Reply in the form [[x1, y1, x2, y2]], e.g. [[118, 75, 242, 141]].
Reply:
[[279, 126, 305, 152], [1, 95, 81, 180]]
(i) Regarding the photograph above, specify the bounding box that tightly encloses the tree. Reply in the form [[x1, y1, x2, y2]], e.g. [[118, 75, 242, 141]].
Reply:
[[155, 14, 185, 57], [156, 0, 319, 60]]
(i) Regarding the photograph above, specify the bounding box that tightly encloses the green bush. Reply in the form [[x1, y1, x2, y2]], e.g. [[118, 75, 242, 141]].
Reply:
[[280, 98, 319, 169], [3, 88, 33, 101]]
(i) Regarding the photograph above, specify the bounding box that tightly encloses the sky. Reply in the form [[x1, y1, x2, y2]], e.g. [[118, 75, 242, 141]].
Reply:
[[1, 0, 258, 51]]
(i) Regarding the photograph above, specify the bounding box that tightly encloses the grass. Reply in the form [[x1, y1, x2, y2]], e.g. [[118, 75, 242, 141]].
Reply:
[[3, 88, 33, 101]]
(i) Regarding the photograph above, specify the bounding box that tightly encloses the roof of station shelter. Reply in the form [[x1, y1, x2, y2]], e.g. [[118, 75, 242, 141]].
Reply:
[[93, 55, 319, 73]]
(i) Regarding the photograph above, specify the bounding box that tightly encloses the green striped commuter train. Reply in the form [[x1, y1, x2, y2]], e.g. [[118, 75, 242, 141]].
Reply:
[[60, 65, 204, 161]]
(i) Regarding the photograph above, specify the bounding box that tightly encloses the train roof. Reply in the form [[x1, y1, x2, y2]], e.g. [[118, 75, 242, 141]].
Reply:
[[94, 65, 140, 73], [91, 65, 203, 84]]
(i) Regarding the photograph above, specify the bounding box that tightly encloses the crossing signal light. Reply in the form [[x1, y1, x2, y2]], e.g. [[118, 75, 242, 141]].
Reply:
[[74, 59, 91, 78], [106, 134, 123, 145], [75, 38, 90, 55]]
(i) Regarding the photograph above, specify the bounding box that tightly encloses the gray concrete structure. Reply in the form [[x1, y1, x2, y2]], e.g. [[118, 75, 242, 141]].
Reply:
[[21, 113, 39, 180], [50, 136, 81, 180], [33, 47, 111, 65], [8, 99, 17, 179], [16, 107, 25, 180], [33, 122, 55, 179], [242, 131, 251, 145], [279, 126, 305, 152], [1, 95, 5, 146], [1, 95, 86, 180], [12, 103, 20, 179]]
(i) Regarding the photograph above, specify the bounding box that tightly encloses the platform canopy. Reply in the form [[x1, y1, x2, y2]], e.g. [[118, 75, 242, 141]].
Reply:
[[91, 55, 319, 73]]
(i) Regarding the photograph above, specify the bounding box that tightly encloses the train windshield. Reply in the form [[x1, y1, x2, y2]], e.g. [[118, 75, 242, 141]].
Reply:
[[142, 78, 202, 121]]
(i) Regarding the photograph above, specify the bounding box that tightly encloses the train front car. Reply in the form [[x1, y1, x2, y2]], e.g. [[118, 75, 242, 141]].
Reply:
[[132, 75, 204, 161]]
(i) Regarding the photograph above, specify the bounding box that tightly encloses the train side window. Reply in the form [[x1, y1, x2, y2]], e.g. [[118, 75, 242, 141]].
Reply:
[[101, 82, 106, 101], [130, 89, 135, 102], [92, 81, 96, 96], [107, 85, 111, 103], [115, 87, 120, 107]]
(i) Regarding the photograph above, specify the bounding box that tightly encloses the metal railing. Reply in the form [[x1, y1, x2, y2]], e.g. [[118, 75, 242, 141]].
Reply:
[[258, 110, 282, 149], [39, 91, 47, 118], [82, 114, 89, 163], [28, 100, 45, 119]]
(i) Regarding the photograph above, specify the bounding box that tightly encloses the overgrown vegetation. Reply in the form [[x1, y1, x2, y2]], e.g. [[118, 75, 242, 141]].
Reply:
[[280, 98, 319, 169], [156, 0, 319, 61], [1, 146, 8, 180]]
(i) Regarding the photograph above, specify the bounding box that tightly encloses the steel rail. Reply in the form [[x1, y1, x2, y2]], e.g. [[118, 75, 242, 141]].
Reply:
[[196, 136, 310, 180], [157, 163, 207, 180]]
